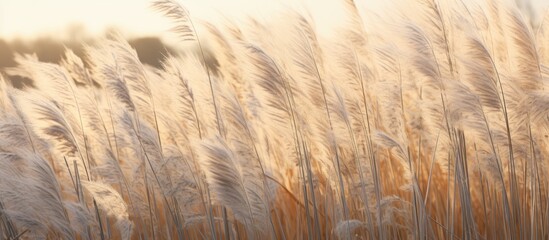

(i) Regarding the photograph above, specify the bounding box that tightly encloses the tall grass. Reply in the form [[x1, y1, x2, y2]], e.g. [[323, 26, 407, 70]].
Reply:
[[1, 0, 549, 239]]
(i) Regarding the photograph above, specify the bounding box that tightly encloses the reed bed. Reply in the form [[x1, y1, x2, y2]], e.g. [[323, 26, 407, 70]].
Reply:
[[1, 0, 549, 239]]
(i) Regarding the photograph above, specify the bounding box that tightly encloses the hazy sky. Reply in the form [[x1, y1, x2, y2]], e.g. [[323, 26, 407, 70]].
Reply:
[[0, 0, 547, 40], [0, 0, 366, 40]]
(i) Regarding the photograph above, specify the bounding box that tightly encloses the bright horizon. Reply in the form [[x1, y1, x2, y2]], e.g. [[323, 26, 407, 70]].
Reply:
[[0, 0, 547, 41], [0, 0, 371, 40]]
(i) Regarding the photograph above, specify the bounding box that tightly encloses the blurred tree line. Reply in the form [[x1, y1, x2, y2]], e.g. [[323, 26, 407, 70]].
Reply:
[[0, 36, 176, 88]]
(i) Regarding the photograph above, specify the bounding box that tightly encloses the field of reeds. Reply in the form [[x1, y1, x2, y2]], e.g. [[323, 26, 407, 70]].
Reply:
[[1, 0, 549, 239]]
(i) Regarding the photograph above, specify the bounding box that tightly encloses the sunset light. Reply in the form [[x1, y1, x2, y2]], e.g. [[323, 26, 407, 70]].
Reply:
[[1, 0, 549, 239]]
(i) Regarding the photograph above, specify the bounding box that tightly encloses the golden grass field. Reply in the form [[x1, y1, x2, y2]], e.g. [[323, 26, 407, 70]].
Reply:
[[1, 0, 549, 239]]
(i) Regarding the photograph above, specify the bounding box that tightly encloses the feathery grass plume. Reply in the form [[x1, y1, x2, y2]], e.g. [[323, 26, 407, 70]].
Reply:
[[289, 17, 342, 234], [13, 92, 89, 178], [536, 10, 549, 64], [163, 141, 214, 239], [82, 181, 133, 240], [458, 35, 502, 110], [484, 0, 509, 65], [13, 92, 79, 155], [133, 115, 179, 201], [111, 109, 141, 165], [201, 22, 244, 91], [340, 0, 368, 48], [8, 54, 82, 111], [217, 77, 282, 238], [373, 46, 407, 140], [330, 46, 384, 235], [152, 0, 226, 142], [373, 131, 412, 184], [244, 44, 293, 127], [163, 146, 202, 205], [7, 54, 93, 174], [243, 44, 308, 213], [90, 147, 125, 185], [330, 86, 375, 193], [86, 44, 135, 112], [0, 115, 35, 152], [332, 98, 378, 239], [519, 91, 549, 124], [28, 152, 77, 239], [0, 151, 74, 239], [290, 14, 328, 111], [377, 196, 413, 232], [403, 23, 451, 152], [505, 7, 543, 91], [64, 201, 94, 237], [199, 136, 269, 235], [61, 48, 93, 86], [97, 36, 157, 125], [4, 54, 38, 82], [0, 152, 42, 236], [373, 130, 433, 238], [444, 80, 489, 136], [157, 53, 220, 149], [115, 106, 183, 238], [0, 75, 36, 152], [277, 16, 337, 237], [0, 200, 19, 239], [442, 79, 506, 189], [408, 0, 455, 77], [405, 24, 442, 88], [160, 55, 203, 138], [74, 87, 114, 152], [443, 80, 493, 238], [151, 0, 196, 41], [0, 75, 15, 115]]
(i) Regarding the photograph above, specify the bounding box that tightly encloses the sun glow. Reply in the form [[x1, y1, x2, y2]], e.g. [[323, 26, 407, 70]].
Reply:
[[1, 0, 547, 41], [0, 0, 396, 40]]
